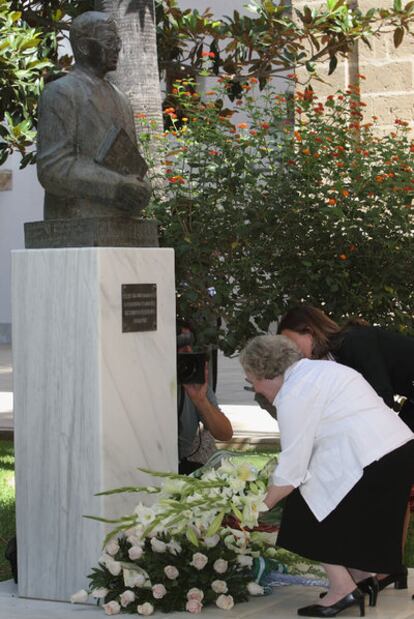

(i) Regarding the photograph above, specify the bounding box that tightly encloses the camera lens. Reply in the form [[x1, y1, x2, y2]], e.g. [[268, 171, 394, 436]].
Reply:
[[177, 355, 197, 383]]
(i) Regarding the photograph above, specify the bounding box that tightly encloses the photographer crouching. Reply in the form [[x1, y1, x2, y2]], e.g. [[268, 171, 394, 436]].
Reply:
[[177, 321, 233, 474]]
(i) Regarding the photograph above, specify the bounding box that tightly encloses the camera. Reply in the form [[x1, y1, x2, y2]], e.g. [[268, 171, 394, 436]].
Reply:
[[177, 352, 206, 384], [176, 330, 206, 384]]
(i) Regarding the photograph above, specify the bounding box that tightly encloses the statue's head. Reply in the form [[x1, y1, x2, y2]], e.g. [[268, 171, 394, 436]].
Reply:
[[70, 11, 121, 76]]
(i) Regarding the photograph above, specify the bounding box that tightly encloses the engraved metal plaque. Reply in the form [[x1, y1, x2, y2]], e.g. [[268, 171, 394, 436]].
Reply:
[[122, 284, 157, 333]]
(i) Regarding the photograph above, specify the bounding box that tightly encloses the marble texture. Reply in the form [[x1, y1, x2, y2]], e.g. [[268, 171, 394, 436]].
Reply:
[[12, 248, 177, 602]]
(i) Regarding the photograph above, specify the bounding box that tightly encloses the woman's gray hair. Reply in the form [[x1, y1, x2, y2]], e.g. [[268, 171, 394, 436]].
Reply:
[[240, 335, 302, 379]]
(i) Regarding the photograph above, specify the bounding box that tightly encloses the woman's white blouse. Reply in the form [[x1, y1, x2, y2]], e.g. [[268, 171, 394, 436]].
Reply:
[[270, 359, 414, 521]]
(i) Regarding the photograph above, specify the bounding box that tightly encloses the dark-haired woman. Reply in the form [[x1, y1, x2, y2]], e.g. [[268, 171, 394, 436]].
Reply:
[[278, 304, 414, 591]]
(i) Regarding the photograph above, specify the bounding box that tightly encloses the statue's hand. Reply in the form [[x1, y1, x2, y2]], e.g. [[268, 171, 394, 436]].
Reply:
[[115, 176, 152, 214]]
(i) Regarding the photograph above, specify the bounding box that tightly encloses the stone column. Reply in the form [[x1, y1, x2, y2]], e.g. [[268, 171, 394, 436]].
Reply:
[[12, 247, 177, 602]]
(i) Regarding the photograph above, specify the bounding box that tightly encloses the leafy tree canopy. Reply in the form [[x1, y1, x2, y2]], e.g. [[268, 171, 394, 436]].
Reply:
[[1, 0, 414, 165]]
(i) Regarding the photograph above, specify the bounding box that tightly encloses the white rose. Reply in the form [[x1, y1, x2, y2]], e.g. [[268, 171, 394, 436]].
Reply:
[[137, 602, 154, 615], [164, 565, 179, 580], [103, 600, 121, 615], [106, 560, 122, 576], [237, 554, 253, 568], [98, 553, 112, 566], [152, 583, 167, 599], [204, 534, 220, 548], [70, 589, 89, 604], [213, 559, 228, 574], [211, 580, 228, 594], [247, 582, 264, 596], [120, 590, 136, 607], [91, 587, 108, 599], [123, 569, 146, 588], [128, 545, 143, 561], [187, 588, 204, 602], [105, 540, 120, 556], [216, 594, 234, 610], [150, 538, 167, 553], [186, 599, 203, 614], [190, 552, 208, 570]]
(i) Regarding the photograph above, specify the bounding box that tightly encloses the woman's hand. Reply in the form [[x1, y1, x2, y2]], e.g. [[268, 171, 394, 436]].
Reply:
[[264, 484, 295, 510]]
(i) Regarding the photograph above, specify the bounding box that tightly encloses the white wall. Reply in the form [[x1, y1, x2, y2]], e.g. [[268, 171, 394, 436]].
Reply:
[[0, 156, 43, 341]]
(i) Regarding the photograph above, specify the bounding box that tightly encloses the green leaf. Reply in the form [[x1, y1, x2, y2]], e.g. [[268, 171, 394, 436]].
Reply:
[[328, 55, 338, 75], [206, 511, 225, 537], [186, 527, 199, 546], [393, 26, 404, 47]]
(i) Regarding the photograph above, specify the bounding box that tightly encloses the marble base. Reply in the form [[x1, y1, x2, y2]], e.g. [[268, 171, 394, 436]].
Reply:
[[12, 248, 177, 602]]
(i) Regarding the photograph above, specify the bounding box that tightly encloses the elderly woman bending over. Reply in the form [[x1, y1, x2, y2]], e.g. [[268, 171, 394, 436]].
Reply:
[[240, 335, 414, 618]]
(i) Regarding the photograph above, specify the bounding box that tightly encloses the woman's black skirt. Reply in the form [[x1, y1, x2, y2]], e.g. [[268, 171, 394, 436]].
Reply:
[[277, 439, 414, 573]]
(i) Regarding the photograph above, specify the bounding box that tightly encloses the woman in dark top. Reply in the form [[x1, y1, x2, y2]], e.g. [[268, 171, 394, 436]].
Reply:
[[277, 304, 414, 594]]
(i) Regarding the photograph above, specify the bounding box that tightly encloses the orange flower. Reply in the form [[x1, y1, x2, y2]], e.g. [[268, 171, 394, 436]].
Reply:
[[201, 51, 215, 58], [339, 254, 348, 261], [237, 122, 248, 129], [168, 175, 185, 184], [135, 113, 147, 119], [249, 130, 258, 136], [349, 244, 357, 252], [261, 122, 270, 130], [249, 77, 258, 84], [164, 107, 175, 114], [206, 91, 216, 96], [375, 175, 385, 183], [336, 162, 345, 168], [208, 150, 219, 156], [342, 189, 350, 198], [328, 198, 337, 206], [410, 144, 414, 152], [302, 148, 310, 155], [294, 130, 302, 142]]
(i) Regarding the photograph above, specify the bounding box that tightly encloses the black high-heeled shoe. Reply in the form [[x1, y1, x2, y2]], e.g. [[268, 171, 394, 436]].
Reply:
[[298, 588, 365, 617], [377, 566, 408, 591], [319, 576, 379, 607], [357, 576, 379, 607]]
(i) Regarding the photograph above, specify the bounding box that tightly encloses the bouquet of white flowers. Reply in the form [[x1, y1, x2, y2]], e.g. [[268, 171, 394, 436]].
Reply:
[[72, 456, 287, 615]]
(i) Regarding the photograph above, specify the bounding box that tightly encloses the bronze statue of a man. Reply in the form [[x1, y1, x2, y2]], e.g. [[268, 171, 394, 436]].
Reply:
[[37, 11, 151, 220]]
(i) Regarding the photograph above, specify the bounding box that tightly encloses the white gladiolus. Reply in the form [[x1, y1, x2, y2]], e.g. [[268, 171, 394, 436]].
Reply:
[[150, 538, 167, 553], [167, 540, 182, 555], [247, 582, 265, 596], [213, 559, 228, 574], [123, 569, 146, 588], [237, 554, 254, 568], [216, 594, 234, 610], [70, 589, 89, 604], [106, 560, 122, 576], [128, 545, 143, 561], [134, 503, 157, 526], [105, 540, 120, 556], [91, 587, 108, 599], [211, 580, 228, 594], [103, 600, 121, 615], [137, 602, 154, 615], [120, 590, 136, 607]]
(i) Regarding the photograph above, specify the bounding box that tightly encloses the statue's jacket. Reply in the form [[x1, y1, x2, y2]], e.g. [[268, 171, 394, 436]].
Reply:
[[37, 67, 138, 219]]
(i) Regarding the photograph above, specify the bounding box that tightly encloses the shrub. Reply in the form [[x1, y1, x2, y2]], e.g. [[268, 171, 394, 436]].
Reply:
[[140, 80, 414, 355]]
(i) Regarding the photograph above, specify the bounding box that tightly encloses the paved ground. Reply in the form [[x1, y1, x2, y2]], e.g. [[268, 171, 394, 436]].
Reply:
[[2, 575, 414, 619]]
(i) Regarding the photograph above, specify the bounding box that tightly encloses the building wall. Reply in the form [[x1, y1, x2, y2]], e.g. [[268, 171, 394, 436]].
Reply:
[[0, 155, 43, 342]]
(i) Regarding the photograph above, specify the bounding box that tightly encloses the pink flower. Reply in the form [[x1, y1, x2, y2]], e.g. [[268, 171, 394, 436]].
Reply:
[[186, 599, 203, 613], [211, 580, 228, 593], [120, 590, 135, 607], [128, 546, 143, 561], [213, 559, 228, 574], [164, 565, 179, 580], [103, 600, 121, 615], [187, 588, 204, 602], [152, 583, 167, 599], [190, 553, 208, 570], [216, 594, 234, 610]]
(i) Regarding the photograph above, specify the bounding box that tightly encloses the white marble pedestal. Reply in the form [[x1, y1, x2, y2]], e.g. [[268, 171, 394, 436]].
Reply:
[[11, 248, 177, 602]]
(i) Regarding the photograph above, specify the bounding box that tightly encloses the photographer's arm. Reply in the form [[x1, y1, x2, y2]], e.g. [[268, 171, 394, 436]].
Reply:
[[184, 367, 233, 442]]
